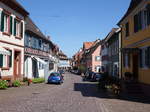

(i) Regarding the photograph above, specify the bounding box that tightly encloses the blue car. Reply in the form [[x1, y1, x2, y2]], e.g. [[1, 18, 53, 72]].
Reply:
[[48, 72, 63, 84]]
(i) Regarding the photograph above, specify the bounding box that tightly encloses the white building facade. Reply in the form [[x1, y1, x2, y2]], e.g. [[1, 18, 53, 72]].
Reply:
[[24, 17, 54, 79], [0, 0, 28, 81]]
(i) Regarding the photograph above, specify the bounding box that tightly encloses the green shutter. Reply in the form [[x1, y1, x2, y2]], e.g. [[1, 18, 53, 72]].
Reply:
[[21, 22, 23, 38], [0, 54, 3, 67], [14, 19, 16, 36], [1, 12, 4, 32], [9, 50, 12, 67], [10, 16, 13, 35]]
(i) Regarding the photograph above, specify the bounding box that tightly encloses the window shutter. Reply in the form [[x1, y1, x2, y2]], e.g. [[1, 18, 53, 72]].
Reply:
[[134, 14, 138, 33], [9, 50, 12, 67], [123, 53, 125, 67], [147, 47, 150, 68], [138, 11, 142, 30], [0, 54, 3, 67], [21, 22, 23, 38], [14, 19, 16, 36], [128, 53, 130, 67], [125, 22, 129, 37], [139, 49, 143, 68], [147, 9, 150, 26], [1, 12, 4, 32], [145, 48, 148, 67], [10, 16, 13, 35]]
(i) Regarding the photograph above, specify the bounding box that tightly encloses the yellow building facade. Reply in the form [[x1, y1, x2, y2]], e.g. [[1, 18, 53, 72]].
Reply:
[[119, 0, 150, 85]]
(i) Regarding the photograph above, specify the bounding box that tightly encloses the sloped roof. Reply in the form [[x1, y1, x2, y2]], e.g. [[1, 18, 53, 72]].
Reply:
[[25, 17, 49, 41], [105, 28, 119, 41], [83, 42, 94, 50], [1, 0, 29, 16], [118, 0, 142, 25], [85, 40, 101, 55], [58, 51, 68, 60], [25, 17, 55, 48]]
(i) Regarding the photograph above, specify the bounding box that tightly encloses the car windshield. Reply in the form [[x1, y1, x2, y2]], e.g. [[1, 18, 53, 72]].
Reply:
[[50, 73, 60, 77]]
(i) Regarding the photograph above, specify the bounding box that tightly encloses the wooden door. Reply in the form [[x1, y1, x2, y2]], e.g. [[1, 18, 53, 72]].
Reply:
[[14, 51, 21, 79]]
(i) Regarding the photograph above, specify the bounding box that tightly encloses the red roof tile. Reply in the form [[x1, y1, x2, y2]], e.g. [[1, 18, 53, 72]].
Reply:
[[83, 42, 94, 50]]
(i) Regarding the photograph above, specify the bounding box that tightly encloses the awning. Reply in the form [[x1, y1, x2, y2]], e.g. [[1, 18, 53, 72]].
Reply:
[[31, 56, 47, 64], [0, 46, 10, 55]]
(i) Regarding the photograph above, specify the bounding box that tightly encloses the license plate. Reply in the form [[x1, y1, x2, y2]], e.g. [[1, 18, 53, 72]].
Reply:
[[52, 80, 56, 82]]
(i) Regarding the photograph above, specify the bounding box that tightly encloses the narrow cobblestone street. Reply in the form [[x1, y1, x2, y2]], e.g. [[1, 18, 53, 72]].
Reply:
[[0, 73, 150, 112]]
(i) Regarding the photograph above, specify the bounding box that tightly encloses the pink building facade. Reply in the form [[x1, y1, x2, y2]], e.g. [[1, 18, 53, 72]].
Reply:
[[84, 40, 102, 73], [92, 45, 101, 73]]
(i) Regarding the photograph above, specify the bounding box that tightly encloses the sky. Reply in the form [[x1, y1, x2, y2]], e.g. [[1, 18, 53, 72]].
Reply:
[[18, 0, 131, 57]]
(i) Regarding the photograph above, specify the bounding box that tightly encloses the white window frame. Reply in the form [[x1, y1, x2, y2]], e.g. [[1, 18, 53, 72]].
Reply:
[[15, 19, 22, 38], [4, 14, 9, 33], [95, 56, 101, 61], [0, 54, 9, 68], [141, 47, 149, 69]]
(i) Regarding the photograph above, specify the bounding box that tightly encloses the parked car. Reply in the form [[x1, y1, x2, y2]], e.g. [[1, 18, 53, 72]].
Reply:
[[84, 71, 95, 80], [48, 72, 64, 84], [59, 70, 65, 75], [91, 73, 102, 82], [72, 70, 78, 74]]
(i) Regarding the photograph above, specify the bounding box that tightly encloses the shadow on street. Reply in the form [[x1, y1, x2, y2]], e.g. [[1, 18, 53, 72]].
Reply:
[[74, 82, 150, 104]]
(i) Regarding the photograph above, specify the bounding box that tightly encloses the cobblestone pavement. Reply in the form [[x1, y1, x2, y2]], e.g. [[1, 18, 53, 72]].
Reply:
[[0, 72, 150, 112]]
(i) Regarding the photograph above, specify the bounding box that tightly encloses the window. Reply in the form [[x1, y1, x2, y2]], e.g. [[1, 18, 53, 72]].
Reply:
[[1, 11, 10, 34], [4, 14, 9, 33], [139, 48, 146, 68], [145, 47, 150, 68], [14, 18, 23, 38], [16, 20, 20, 37], [134, 11, 142, 33], [140, 47, 150, 68], [39, 39, 42, 48], [25, 34, 29, 46], [31, 37, 36, 48], [133, 9, 150, 32], [95, 56, 101, 61], [0, 50, 12, 68], [146, 4, 150, 26], [123, 53, 130, 68], [142, 11, 148, 29], [125, 22, 129, 37], [49, 62, 54, 70]]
